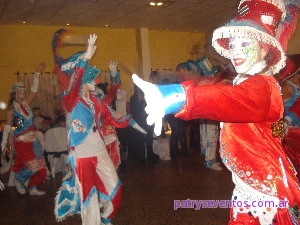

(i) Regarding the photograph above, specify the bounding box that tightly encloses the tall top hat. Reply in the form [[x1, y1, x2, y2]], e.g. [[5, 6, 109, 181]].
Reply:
[[11, 82, 27, 93], [212, 0, 287, 74]]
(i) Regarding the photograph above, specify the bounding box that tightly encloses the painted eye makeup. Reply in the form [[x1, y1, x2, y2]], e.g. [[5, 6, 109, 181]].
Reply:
[[240, 41, 254, 48]]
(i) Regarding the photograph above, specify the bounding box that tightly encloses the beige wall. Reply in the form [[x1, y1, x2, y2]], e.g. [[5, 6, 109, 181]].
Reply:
[[0, 25, 205, 120]]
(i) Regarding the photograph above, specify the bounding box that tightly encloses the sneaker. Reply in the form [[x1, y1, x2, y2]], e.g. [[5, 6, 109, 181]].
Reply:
[[15, 180, 26, 195], [208, 162, 223, 171], [29, 187, 45, 196]]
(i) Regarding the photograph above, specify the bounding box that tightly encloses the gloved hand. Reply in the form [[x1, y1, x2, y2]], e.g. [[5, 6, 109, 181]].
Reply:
[[132, 123, 147, 134], [132, 74, 186, 136], [132, 74, 164, 136], [31, 62, 46, 92], [108, 60, 118, 77], [35, 62, 46, 73], [0, 179, 5, 191], [83, 34, 97, 60]]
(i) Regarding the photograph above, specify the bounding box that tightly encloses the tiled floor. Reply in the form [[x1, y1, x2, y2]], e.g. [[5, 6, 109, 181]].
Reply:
[[0, 149, 234, 225]]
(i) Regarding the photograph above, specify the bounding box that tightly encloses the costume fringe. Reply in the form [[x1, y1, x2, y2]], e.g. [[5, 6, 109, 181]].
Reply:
[[212, 26, 286, 74], [54, 183, 80, 222]]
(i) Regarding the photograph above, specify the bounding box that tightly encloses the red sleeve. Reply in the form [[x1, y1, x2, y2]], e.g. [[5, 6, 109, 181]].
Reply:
[[176, 75, 283, 123], [61, 68, 84, 112], [100, 103, 131, 128], [103, 83, 120, 106]]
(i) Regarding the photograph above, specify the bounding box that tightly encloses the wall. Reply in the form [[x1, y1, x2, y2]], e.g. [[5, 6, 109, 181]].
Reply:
[[0, 25, 205, 120]]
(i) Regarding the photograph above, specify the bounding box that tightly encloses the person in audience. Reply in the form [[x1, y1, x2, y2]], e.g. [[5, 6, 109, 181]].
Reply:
[[129, 82, 159, 164], [132, 0, 300, 224], [52, 30, 144, 225], [177, 57, 226, 169], [44, 115, 68, 178], [1, 63, 47, 196], [32, 106, 54, 133]]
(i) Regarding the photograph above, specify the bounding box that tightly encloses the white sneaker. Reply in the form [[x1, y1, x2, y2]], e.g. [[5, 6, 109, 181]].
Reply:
[[208, 162, 223, 171], [29, 187, 45, 196], [15, 180, 26, 195]]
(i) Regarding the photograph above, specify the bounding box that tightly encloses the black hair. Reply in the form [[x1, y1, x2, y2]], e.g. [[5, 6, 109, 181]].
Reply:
[[95, 82, 109, 95]]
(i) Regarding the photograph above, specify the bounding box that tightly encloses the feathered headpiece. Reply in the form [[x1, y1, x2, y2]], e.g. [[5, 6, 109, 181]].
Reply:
[[276, 0, 300, 53], [52, 29, 101, 91]]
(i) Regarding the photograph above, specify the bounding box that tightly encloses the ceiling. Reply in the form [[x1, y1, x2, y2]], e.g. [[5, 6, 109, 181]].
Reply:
[[0, 0, 240, 38]]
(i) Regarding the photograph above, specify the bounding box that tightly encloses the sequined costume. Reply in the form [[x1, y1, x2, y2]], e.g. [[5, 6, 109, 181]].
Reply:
[[132, 0, 300, 224], [54, 59, 124, 225], [284, 94, 300, 182], [100, 82, 123, 168], [12, 101, 47, 189], [175, 75, 300, 224]]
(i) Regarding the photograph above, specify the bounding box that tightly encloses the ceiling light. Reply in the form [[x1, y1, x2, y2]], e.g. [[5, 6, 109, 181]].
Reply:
[[150, 2, 164, 6], [22, 21, 25, 24]]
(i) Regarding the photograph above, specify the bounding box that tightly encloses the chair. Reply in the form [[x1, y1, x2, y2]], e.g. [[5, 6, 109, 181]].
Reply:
[[44, 127, 68, 178]]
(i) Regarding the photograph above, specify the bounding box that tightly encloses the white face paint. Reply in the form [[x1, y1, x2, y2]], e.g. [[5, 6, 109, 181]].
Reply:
[[228, 37, 264, 74], [15, 89, 26, 103], [86, 81, 96, 92]]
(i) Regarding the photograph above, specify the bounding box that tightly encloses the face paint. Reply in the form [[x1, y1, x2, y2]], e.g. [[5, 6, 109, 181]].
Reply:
[[86, 81, 96, 92], [15, 89, 26, 103], [91, 87, 105, 99], [228, 37, 262, 74]]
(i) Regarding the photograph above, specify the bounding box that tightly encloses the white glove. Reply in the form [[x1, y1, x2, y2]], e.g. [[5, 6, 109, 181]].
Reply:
[[31, 73, 39, 92], [1, 125, 11, 151], [132, 123, 147, 134], [31, 62, 46, 92], [83, 34, 97, 60], [0, 179, 5, 191], [132, 74, 164, 136], [108, 60, 118, 77]]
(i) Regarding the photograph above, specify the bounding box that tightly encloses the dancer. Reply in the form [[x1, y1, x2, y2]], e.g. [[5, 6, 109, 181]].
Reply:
[[1, 63, 47, 195], [0, 104, 7, 191], [277, 56, 300, 181], [180, 57, 225, 170], [53, 31, 132, 225], [132, 0, 300, 224], [93, 61, 147, 168]]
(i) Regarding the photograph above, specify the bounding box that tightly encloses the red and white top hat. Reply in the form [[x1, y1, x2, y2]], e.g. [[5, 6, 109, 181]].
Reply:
[[212, 0, 287, 74]]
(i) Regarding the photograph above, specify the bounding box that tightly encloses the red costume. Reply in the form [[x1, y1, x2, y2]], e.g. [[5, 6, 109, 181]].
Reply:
[[177, 76, 300, 212]]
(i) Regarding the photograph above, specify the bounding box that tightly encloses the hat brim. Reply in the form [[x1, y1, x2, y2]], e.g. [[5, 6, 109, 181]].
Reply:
[[11, 87, 28, 94], [212, 20, 286, 74]]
